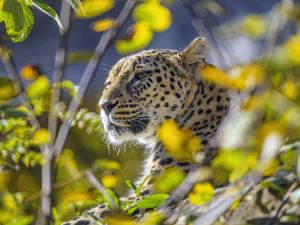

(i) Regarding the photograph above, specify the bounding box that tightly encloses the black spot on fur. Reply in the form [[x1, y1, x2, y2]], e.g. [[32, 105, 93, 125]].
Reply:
[[74, 221, 90, 225], [206, 109, 212, 114], [141, 189, 150, 196], [175, 93, 181, 99], [159, 158, 173, 165], [217, 105, 224, 111], [177, 162, 190, 166]]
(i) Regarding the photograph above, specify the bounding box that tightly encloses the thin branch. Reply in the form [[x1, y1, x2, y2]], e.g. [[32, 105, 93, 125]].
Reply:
[[54, 0, 137, 156], [191, 173, 261, 225], [179, 0, 227, 68], [36, 1, 72, 225], [48, 0, 72, 143], [265, 181, 297, 225], [1, 57, 41, 129], [164, 167, 211, 206], [85, 170, 118, 210]]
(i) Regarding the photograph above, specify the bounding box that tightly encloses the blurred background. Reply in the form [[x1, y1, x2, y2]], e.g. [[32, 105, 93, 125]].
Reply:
[[0, 0, 300, 224]]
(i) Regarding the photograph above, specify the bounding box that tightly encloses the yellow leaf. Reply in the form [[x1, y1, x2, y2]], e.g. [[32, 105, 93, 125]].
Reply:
[[212, 149, 257, 183], [101, 171, 120, 188], [283, 35, 300, 65], [61, 191, 93, 204], [20, 64, 40, 80], [133, 2, 172, 32], [26, 75, 50, 98], [258, 159, 279, 177], [230, 197, 240, 211], [0, 193, 17, 223], [76, 0, 115, 19], [188, 182, 214, 205], [243, 14, 266, 38], [105, 214, 136, 225], [92, 159, 121, 171], [201, 64, 264, 91], [258, 122, 284, 140], [140, 212, 164, 225], [115, 22, 153, 54], [2, 193, 17, 209], [157, 119, 202, 161], [33, 128, 51, 145], [281, 80, 298, 100], [91, 18, 116, 32]]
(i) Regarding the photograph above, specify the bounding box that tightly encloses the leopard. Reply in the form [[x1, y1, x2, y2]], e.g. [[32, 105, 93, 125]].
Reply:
[[62, 37, 230, 225]]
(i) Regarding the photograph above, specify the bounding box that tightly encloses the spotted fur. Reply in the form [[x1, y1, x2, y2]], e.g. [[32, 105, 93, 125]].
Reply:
[[62, 37, 230, 225]]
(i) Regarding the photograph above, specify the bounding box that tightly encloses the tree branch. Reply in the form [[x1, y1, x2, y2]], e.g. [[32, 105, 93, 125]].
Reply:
[[48, 0, 72, 143], [1, 56, 41, 129], [36, 1, 72, 224], [85, 170, 118, 211]]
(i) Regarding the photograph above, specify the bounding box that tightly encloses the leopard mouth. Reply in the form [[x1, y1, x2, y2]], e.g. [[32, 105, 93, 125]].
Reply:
[[107, 116, 150, 134], [108, 117, 131, 128]]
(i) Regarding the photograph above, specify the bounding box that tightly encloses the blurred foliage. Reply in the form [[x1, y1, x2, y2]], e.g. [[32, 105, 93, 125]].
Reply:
[[0, 0, 300, 225]]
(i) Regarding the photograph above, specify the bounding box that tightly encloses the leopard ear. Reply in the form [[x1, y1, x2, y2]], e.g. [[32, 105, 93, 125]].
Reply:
[[181, 37, 207, 64]]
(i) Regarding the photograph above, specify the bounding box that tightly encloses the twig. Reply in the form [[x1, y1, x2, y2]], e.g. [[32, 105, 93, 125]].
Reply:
[[36, 1, 72, 225], [164, 167, 211, 206], [179, 0, 227, 68], [85, 170, 118, 210], [1, 57, 41, 129], [279, 141, 300, 153], [265, 181, 297, 225], [191, 173, 261, 225], [48, 0, 72, 143], [54, 0, 137, 156]]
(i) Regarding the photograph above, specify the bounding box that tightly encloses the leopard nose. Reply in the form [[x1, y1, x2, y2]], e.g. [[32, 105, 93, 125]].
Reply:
[[101, 100, 119, 115]]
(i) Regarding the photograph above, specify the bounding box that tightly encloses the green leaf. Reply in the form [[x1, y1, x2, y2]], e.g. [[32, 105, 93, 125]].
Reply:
[[125, 180, 136, 192], [5, 215, 34, 225], [32, 0, 63, 31], [281, 149, 298, 169], [154, 167, 185, 193], [136, 175, 150, 196], [0, 0, 34, 42], [104, 188, 119, 208], [136, 194, 169, 209], [4, 108, 27, 118], [127, 206, 138, 215], [54, 80, 77, 96], [26, 75, 50, 99], [0, 77, 17, 101], [76, 0, 115, 19]]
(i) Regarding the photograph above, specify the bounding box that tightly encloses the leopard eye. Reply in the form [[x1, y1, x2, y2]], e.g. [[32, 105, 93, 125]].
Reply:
[[131, 71, 151, 86]]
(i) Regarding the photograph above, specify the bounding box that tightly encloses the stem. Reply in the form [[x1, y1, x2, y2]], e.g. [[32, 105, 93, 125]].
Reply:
[[179, 0, 227, 67], [54, 0, 137, 156], [37, 1, 72, 224], [1, 57, 41, 129], [48, 0, 72, 143], [85, 170, 118, 210], [265, 182, 297, 225]]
